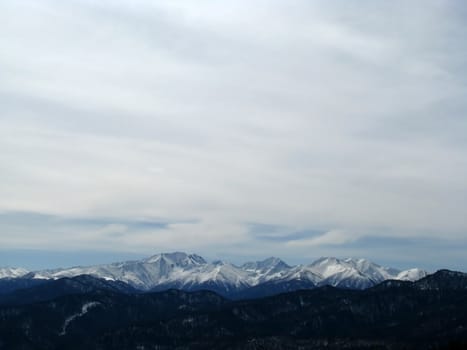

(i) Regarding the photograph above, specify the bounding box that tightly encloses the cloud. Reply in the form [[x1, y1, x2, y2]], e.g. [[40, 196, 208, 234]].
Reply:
[[0, 211, 170, 251], [286, 230, 362, 247], [1, 0, 467, 268]]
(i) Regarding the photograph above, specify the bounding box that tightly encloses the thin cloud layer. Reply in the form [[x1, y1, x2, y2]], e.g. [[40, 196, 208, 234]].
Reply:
[[1, 1, 467, 269]]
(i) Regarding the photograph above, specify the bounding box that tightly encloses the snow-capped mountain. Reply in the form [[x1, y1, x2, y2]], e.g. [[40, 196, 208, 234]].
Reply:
[[0, 253, 428, 296], [302, 257, 402, 289], [0, 267, 29, 279], [396, 268, 428, 281], [241, 257, 292, 284], [29, 252, 208, 290]]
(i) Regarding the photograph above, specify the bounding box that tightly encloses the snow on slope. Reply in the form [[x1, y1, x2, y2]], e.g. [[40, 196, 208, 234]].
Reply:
[[396, 268, 428, 281], [60, 301, 101, 336], [241, 257, 292, 284], [28, 252, 208, 289], [2, 253, 427, 293], [0, 267, 29, 279]]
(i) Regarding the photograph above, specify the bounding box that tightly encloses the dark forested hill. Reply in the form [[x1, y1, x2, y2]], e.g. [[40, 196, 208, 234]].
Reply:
[[0, 270, 466, 349]]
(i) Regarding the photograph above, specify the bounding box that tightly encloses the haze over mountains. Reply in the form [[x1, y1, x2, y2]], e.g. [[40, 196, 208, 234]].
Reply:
[[1, 252, 428, 298]]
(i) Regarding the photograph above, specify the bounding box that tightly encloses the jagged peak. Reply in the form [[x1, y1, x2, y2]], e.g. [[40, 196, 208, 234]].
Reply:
[[262, 256, 289, 267], [0, 266, 29, 279], [144, 252, 206, 265]]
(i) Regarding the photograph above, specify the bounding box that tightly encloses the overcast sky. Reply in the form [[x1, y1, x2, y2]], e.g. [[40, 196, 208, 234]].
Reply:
[[1, 0, 467, 270]]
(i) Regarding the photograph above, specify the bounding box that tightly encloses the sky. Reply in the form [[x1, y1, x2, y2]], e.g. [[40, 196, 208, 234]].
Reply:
[[1, 0, 467, 271]]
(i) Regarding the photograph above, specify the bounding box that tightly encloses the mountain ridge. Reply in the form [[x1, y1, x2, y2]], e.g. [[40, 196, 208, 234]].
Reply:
[[0, 252, 429, 297]]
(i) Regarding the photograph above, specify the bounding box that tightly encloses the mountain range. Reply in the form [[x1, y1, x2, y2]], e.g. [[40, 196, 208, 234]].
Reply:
[[0, 252, 428, 298]]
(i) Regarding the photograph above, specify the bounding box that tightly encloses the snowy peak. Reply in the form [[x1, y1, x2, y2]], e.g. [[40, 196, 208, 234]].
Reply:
[[396, 268, 428, 281], [304, 257, 399, 289], [0, 267, 29, 279], [309, 257, 353, 278], [344, 258, 400, 282], [241, 257, 292, 285], [1, 253, 429, 296], [306, 257, 429, 288], [144, 252, 206, 267], [280, 265, 323, 285], [344, 258, 380, 273]]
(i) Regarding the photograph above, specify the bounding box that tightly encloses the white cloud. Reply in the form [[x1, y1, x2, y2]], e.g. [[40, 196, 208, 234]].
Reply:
[[1, 0, 467, 265], [287, 230, 362, 247]]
